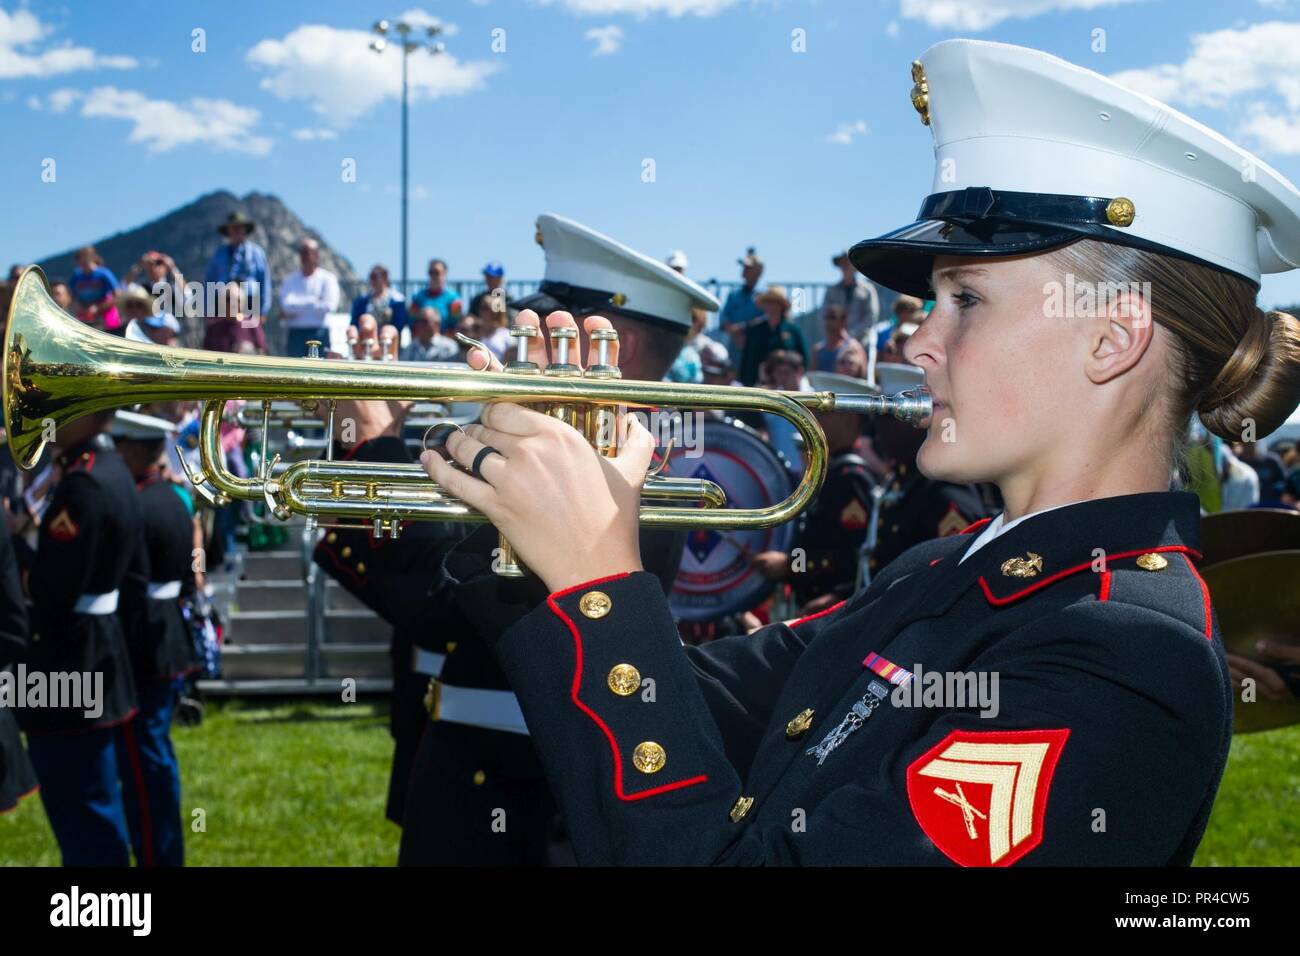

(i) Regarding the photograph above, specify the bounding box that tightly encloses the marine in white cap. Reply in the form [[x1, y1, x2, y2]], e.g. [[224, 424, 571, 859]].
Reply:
[[415, 40, 1300, 867], [309, 213, 717, 865], [109, 407, 198, 867], [506, 213, 718, 381]]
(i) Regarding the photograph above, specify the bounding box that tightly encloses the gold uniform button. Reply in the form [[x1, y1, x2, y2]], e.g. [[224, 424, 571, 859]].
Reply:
[[326, 532, 337, 544], [472, 770, 486, 786], [579, 590, 612, 619], [632, 741, 666, 774], [785, 708, 815, 740], [1136, 552, 1168, 572], [608, 663, 641, 696], [445, 641, 457, 653], [341, 546, 352, 558], [730, 796, 755, 822], [356, 562, 366, 574]]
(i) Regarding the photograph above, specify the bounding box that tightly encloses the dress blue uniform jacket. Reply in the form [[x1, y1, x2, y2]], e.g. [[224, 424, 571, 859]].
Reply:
[[16, 435, 143, 735], [0, 520, 37, 812], [485, 490, 1232, 866]]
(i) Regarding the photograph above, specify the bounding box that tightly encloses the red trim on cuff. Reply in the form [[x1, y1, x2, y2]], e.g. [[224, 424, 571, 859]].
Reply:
[[548, 570, 634, 602], [788, 599, 846, 630], [315, 542, 365, 588], [546, 580, 709, 802], [1178, 552, 1213, 641]]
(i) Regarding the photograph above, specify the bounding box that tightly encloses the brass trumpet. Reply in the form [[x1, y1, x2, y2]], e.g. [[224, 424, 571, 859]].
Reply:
[[4, 268, 930, 570]]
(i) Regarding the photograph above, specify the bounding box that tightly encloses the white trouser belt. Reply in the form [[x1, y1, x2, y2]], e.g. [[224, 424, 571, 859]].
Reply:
[[427, 679, 529, 736], [147, 580, 183, 600], [74, 590, 120, 614], [411, 647, 446, 678]]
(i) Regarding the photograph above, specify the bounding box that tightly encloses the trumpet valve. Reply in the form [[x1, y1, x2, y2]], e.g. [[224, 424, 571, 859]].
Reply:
[[544, 326, 581, 376], [506, 324, 541, 373], [585, 327, 621, 380]]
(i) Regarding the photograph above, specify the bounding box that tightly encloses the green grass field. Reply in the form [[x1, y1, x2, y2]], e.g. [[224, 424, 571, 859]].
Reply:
[[2, 698, 1297, 866]]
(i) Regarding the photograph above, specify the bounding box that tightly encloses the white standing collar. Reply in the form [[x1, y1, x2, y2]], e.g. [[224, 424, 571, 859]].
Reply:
[[958, 499, 1089, 564]]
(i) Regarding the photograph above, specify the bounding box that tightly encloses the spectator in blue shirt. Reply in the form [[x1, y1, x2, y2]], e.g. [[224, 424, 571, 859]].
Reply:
[[351, 264, 408, 332], [204, 211, 271, 323], [69, 245, 122, 333], [410, 258, 462, 333], [719, 246, 764, 356]]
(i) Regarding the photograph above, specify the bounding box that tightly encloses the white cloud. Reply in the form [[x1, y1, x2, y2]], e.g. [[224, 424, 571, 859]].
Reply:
[[0, 7, 137, 78], [585, 25, 624, 55], [1110, 21, 1300, 111], [826, 119, 868, 145], [536, 0, 741, 16], [1108, 22, 1300, 156], [292, 128, 338, 141], [899, 0, 1144, 32], [26, 88, 82, 113], [394, 9, 460, 37], [1240, 110, 1300, 156], [247, 24, 497, 126], [884, 20, 901, 37], [78, 86, 272, 156]]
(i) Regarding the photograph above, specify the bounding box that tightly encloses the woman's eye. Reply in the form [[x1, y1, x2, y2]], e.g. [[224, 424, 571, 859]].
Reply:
[[953, 290, 980, 309]]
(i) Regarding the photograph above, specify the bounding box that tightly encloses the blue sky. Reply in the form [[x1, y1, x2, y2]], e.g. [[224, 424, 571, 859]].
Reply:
[[3, 0, 1300, 306]]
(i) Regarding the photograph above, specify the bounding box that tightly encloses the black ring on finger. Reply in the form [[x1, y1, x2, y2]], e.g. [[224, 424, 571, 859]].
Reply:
[[470, 445, 502, 481]]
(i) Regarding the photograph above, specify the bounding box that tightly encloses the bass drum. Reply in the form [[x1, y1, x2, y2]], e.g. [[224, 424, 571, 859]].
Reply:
[[668, 416, 797, 622]]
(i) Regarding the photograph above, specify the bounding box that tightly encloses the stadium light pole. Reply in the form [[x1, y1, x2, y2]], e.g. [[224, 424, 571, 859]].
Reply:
[[370, 17, 446, 296]]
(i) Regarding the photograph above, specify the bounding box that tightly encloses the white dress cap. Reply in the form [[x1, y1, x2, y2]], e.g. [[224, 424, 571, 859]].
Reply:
[[851, 40, 1300, 296], [530, 213, 718, 330]]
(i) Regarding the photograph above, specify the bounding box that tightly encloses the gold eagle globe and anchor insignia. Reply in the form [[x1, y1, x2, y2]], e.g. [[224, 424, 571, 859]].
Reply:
[[1106, 196, 1136, 227], [1000, 552, 1044, 578], [910, 60, 931, 126]]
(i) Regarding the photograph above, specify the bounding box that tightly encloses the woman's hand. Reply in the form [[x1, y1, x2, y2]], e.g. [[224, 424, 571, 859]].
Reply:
[[752, 550, 790, 581], [419, 309, 651, 594], [1226, 639, 1300, 703]]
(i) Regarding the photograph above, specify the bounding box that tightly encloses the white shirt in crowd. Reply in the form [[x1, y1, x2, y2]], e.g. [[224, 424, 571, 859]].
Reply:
[[280, 267, 341, 329], [1219, 446, 1261, 511]]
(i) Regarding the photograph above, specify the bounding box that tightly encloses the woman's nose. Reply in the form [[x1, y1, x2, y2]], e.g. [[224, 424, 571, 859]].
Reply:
[[903, 315, 940, 368]]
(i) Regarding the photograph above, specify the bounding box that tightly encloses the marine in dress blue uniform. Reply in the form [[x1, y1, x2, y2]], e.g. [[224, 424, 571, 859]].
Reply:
[[112, 410, 199, 866], [0, 518, 38, 815], [429, 40, 1300, 865], [482, 492, 1228, 865], [15, 420, 144, 866], [395, 213, 715, 865], [311, 433, 463, 826]]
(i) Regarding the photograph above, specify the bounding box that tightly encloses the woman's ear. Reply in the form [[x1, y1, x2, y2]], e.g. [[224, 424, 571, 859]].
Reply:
[[1085, 287, 1156, 385]]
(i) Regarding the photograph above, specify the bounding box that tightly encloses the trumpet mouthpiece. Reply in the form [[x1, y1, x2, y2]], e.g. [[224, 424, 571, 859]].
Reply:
[[832, 386, 932, 426]]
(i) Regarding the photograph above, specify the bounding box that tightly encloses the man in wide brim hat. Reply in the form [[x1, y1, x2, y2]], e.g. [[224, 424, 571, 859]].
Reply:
[[754, 284, 791, 312], [216, 211, 256, 236]]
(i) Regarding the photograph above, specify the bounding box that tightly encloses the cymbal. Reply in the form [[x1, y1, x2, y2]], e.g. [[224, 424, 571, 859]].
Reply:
[[1199, 508, 1300, 567], [1200, 550, 1300, 733]]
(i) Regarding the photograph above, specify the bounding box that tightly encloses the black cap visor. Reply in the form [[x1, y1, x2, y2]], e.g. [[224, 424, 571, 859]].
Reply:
[[849, 217, 1084, 298], [850, 187, 1252, 297]]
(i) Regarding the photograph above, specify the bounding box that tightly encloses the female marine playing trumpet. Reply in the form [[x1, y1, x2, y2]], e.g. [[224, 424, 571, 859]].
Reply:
[[421, 41, 1300, 866]]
